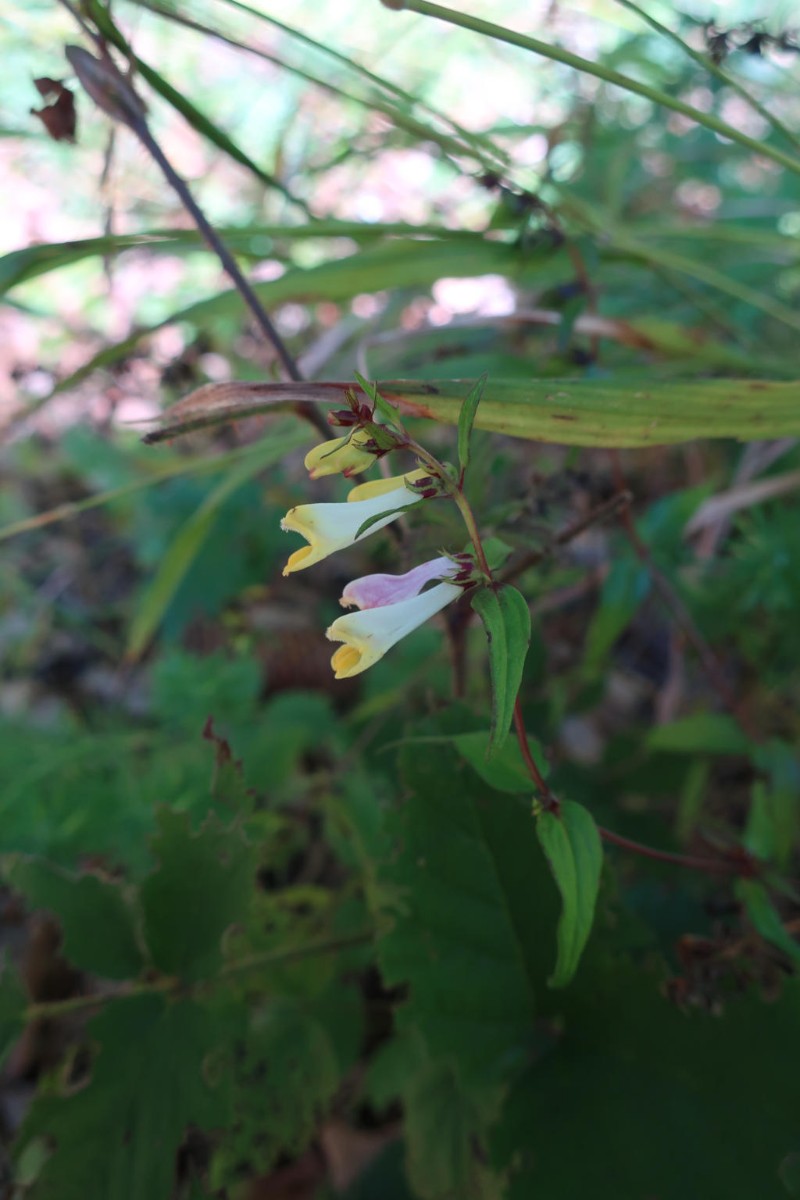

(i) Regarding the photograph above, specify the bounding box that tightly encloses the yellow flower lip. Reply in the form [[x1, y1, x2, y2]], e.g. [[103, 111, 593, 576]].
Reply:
[[325, 581, 461, 678]]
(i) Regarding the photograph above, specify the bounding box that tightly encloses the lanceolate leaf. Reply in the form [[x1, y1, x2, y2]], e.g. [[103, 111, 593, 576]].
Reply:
[[138, 376, 800, 452], [457, 372, 487, 473], [471, 585, 531, 756], [535, 801, 603, 988]]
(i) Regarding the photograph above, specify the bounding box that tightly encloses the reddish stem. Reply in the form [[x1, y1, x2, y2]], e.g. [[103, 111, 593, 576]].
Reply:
[[598, 825, 743, 875]]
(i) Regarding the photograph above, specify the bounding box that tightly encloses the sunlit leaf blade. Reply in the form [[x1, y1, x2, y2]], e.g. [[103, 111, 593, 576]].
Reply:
[[457, 372, 487, 472], [535, 800, 603, 988], [471, 585, 531, 755]]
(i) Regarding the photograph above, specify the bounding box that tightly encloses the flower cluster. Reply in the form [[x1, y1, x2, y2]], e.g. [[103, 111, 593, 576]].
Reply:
[[280, 396, 471, 678]]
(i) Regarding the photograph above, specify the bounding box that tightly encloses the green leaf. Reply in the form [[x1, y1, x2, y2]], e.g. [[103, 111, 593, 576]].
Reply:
[[378, 738, 538, 1085], [353, 372, 404, 429], [0, 955, 26, 1069], [127, 426, 309, 658], [584, 556, 650, 670], [405, 1061, 506, 1200], [736, 880, 800, 968], [457, 373, 487, 473], [140, 810, 255, 981], [471, 585, 531, 756], [379, 377, 800, 447], [535, 801, 603, 988], [17, 994, 234, 1200], [646, 713, 752, 755], [451, 730, 544, 793], [495, 958, 800, 1200], [211, 999, 340, 1185], [3, 859, 143, 981]]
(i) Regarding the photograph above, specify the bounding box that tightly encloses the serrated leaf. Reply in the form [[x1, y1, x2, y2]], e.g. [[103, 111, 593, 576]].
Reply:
[[535, 801, 602, 988], [451, 730, 544, 793], [736, 880, 800, 968], [4, 858, 143, 981], [0, 955, 26, 1069], [457, 373, 487, 473], [17, 994, 234, 1200], [471, 585, 531, 755], [405, 1061, 505, 1200], [211, 999, 340, 1185], [140, 810, 255, 981]]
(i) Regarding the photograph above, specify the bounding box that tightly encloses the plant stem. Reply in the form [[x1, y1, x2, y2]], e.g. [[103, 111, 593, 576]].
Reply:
[[23, 929, 373, 1023], [598, 825, 744, 874], [386, 0, 800, 179]]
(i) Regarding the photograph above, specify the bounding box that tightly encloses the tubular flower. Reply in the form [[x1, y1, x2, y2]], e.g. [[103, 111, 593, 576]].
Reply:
[[340, 556, 459, 611], [304, 429, 376, 480], [281, 474, 425, 576], [326, 580, 461, 679], [345, 468, 430, 503]]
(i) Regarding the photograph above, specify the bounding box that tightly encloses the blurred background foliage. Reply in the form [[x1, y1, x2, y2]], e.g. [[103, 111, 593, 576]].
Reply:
[[1, 1, 800, 1197]]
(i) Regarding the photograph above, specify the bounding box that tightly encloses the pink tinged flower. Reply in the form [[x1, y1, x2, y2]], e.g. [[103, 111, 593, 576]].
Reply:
[[326, 580, 461, 679], [280, 472, 425, 576], [340, 556, 459, 611]]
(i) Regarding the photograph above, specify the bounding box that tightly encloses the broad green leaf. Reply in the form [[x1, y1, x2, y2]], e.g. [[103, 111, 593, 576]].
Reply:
[[451, 730, 544, 793], [646, 713, 752, 756], [0, 956, 26, 1069], [378, 738, 539, 1085], [210, 999, 339, 1185], [140, 810, 255, 981], [17, 994, 235, 1200], [535, 801, 603, 988], [457, 373, 487, 473], [405, 1062, 506, 1200], [496, 958, 800, 1200], [4, 859, 143, 981], [471, 585, 531, 756], [127, 426, 309, 658], [736, 880, 800, 968]]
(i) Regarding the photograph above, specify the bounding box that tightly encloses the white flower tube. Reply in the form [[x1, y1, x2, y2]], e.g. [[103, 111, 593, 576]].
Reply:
[[281, 472, 425, 576], [340, 556, 458, 611], [326, 580, 461, 678]]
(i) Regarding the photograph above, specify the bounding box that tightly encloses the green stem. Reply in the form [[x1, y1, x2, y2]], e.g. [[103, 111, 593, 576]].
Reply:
[[386, 0, 800, 178], [24, 929, 373, 1023]]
